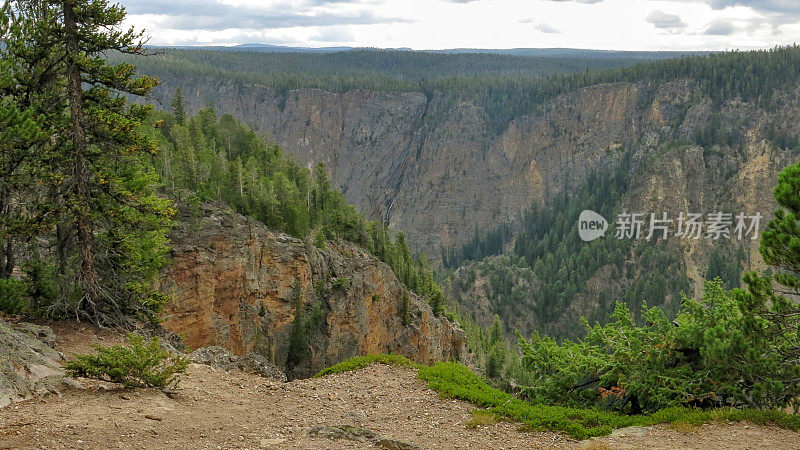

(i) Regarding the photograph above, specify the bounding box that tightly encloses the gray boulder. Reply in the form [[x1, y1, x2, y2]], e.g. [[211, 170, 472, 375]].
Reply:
[[0, 320, 77, 408], [189, 346, 286, 382]]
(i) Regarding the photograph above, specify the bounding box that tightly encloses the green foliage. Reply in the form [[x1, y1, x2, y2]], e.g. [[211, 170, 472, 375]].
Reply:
[[444, 222, 512, 268], [145, 107, 446, 315], [65, 334, 187, 389], [518, 279, 800, 413], [331, 278, 351, 290], [314, 229, 326, 249], [170, 88, 186, 126], [485, 315, 506, 379], [399, 290, 410, 326], [285, 300, 326, 374], [0, 278, 28, 314], [705, 245, 744, 289], [418, 361, 800, 439], [313, 354, 420, 378], [0, 0, 174, 324], [20, 260, 60, 311]]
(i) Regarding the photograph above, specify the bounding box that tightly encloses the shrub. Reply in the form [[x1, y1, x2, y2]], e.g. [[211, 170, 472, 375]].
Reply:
[[0, 278, 28, 314], [399, 291, 410, 326], [417, 361, 800, 439], [314, 354, 420, 377], [65, 334, 188, 389], [314, 229, 326, 249], [517, 279, 800, 413], [332, 277, 351, 290]]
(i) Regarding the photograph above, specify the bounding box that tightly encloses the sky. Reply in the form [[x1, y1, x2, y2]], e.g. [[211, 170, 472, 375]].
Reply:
[[118, 0, 800, 51]]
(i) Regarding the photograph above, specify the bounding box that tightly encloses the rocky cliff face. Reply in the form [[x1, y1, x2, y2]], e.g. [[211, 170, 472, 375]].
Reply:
[[150, 75, 800, 338], [158, 203, 464, 379], [150, 77, 800, 263]]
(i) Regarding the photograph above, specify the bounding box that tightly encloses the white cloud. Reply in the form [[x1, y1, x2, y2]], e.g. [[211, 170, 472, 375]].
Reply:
[[534, 23, 561, 33], [702, 18, 736, 35], [119, 0, 800, 50], [646, 10, 687, 29]]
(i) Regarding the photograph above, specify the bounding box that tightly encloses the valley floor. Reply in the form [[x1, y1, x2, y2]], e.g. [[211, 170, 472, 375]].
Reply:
[[1, 322, 798, 449]]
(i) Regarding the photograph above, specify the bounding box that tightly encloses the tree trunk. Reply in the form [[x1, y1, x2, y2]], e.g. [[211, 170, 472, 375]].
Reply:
[[63, 0, 100, 318], [0, 187, 11, 278]]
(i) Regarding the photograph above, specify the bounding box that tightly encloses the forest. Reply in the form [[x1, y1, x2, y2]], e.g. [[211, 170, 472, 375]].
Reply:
[[117, 45, 800, 133], [144, 93, 447, 315], [0, 0, 445, 326]]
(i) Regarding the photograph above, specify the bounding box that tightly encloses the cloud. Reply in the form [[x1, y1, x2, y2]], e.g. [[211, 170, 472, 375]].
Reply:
[[702, 18, 736, 34], [534, 23, 561, 33], [705, 1, 800, 17], [646, 10, 687, 29], [122, 0, 410, 31]]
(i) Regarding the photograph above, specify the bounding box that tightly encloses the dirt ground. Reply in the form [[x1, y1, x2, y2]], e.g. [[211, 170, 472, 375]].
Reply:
[[1, 322, 799, 449]]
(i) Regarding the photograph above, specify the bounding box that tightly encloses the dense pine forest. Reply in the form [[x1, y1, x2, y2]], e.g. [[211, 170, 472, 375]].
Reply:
[[119, 45, 800, 132]]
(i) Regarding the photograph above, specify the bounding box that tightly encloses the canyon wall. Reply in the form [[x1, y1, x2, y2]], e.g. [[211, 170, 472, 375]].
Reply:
[[158, 203, 464, 379]]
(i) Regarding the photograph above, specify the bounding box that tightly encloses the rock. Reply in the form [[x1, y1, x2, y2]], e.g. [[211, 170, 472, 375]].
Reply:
[[189, 346, 237, 368], [307, 425, 419, 449], [610, 426, 652, 437], [308, 425, 381, 442], [190, 346, 287, 382], [377, 438, 421, 450], [160, 203, 465, 379], [231, 354, 287, 382], [0, 320, 72, 408]]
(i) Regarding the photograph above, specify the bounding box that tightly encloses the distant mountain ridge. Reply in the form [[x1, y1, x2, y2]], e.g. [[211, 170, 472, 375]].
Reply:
[[152, 43, 705, 60]]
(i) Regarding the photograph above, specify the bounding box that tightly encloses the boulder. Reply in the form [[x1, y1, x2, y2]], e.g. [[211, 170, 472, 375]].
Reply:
[[189, 346, 287, 382], [0, 320, 77, 408]]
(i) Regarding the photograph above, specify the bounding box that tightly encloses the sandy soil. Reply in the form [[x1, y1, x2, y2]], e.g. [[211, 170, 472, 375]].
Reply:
[[1, 322, 799, 449]]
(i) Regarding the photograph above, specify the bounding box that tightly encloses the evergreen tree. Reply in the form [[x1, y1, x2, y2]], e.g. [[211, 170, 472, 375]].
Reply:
[[2, 0, 173, 323], [485, 314, 506, 379], [170, 87, 186, 126]]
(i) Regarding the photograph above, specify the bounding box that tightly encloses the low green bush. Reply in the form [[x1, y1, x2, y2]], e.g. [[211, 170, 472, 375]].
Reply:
[[65, 334, 188, 389], [313, 354, 420, 378], [417, 361, 800, 439], [332, 278, 351, 290], [517, 279, 800, 413]]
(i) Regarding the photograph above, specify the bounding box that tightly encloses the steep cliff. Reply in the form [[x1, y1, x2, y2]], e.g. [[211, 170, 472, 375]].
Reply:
[[149, 78, 798, 259], [158, 203, 464, 379], [148, 69, 800, 339]]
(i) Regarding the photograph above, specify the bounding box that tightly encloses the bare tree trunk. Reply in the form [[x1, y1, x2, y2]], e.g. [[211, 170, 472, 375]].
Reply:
[[63, 0, 100, 318], [0, 188, 8, 278]]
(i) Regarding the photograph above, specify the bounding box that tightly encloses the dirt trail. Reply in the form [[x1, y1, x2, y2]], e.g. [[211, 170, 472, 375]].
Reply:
[[1, 323, 799, 449]]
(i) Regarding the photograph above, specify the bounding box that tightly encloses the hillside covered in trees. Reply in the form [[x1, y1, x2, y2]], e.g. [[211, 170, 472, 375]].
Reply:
[[119, 46, 800, 133], [143, 100, 447, 315], [120, 43, 800, 350]]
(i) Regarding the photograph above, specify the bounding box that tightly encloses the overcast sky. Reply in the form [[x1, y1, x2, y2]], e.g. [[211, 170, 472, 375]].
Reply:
[[118, 0, 800, 51]]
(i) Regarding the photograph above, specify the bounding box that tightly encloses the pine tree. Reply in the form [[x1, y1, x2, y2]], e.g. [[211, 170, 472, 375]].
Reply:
[[0, 95, 47, 277], [0, 1, 60, 279], [485, 315, 506, 379], [2, 0, 173, 323], [170, 88, 186, 126]]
